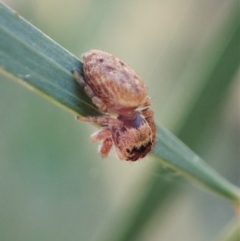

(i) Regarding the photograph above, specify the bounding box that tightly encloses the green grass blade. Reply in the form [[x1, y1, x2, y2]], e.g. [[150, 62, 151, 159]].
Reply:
[[0, 3, 100, 118], [0, 0, 239, 210], [153, 125, 240, 203]]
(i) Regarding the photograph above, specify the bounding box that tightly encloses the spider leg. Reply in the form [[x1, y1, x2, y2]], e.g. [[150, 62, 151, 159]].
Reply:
[[90, 127, 112, 142], [90, 128, 113, 157], [98, 137, 113, 157], [77, 116, 122, 126], [141, 108, 154, 118], [72, 69, 108, 112], [141, 108, 156, 146], [142, 96, 152, 107]]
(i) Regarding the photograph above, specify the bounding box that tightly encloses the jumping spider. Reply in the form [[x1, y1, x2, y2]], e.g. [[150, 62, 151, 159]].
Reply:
[[72, 50, 156, 161]]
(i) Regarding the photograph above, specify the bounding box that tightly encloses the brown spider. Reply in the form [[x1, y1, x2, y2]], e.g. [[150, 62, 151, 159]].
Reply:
[[72, 50, 156, 161]]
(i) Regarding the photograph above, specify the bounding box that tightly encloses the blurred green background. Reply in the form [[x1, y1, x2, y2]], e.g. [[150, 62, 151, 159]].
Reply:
[[0, 0, 239, 241]]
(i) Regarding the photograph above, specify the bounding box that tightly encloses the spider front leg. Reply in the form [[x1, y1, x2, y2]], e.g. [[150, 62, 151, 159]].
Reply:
[[77, 115, 122, 158], [72, 69, 108, 112], [91, 127, 112, 142], [99, 137, 113, 157], [90, 128, 113, 158], [76, 115, 122, 126]]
